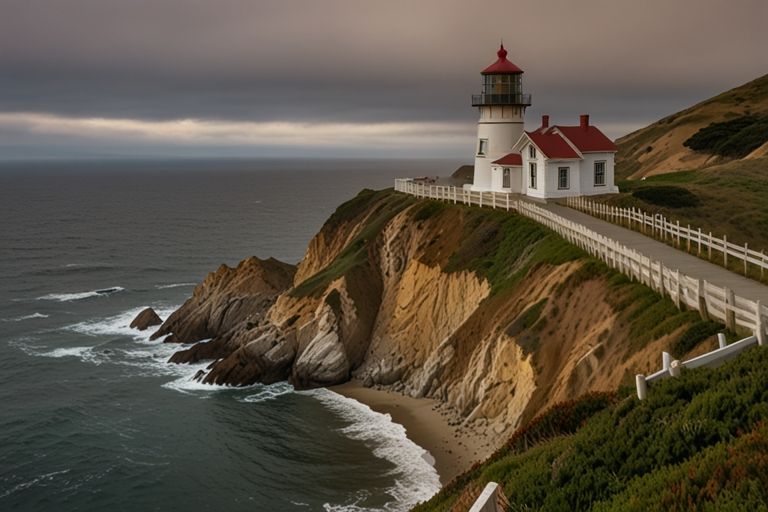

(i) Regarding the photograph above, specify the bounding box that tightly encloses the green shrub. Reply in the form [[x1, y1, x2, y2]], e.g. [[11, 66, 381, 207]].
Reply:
[[632, 185, 701, 208], [670, 320, 724, 358], [683, 115, 768, 159]]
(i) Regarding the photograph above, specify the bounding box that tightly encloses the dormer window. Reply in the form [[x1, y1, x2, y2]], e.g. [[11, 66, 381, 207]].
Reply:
[[529, 145, 536, 159]]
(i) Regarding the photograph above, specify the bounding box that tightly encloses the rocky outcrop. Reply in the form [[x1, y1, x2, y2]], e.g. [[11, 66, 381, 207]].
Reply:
[[151, 256, 296, 345], [130, 308, 163, 330]]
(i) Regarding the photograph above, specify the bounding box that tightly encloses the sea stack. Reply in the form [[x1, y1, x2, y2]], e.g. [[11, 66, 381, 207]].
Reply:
[[130, 308, 163, 331]]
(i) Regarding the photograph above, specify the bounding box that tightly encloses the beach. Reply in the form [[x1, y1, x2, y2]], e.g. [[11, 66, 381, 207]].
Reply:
[[331, 380, 494, 485]]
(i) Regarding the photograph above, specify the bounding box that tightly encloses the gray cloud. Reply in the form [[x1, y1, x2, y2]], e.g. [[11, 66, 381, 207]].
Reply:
[[1, 0, 766, 157]]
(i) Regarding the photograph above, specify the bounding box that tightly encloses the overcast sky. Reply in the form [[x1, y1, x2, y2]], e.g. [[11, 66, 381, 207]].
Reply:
[[1, 0, 767, 160]]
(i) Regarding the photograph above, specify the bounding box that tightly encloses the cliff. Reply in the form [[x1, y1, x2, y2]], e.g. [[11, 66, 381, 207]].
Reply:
[[157, 188, 720, 447]]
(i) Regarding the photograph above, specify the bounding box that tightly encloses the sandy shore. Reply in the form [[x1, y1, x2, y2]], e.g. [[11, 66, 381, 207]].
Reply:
[[329, 380, 493, 485]]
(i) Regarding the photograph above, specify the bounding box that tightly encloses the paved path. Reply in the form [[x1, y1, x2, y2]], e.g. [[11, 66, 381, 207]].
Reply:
[[540, 202, 768, 304]]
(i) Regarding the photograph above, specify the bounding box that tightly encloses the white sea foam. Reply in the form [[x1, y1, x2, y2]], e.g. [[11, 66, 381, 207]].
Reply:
[[240, 382, 295, 403], [38, 287, 125, 302], [66, 305, 177, 341], [305, 389, 441, 512], [2, 313, 49, 322], [156, 283, 197, 289], [160, 363, 234, 395]]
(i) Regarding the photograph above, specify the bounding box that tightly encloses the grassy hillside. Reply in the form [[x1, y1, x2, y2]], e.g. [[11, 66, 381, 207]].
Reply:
[[412, 346, 768, 512], [615, 73, 768, 180]]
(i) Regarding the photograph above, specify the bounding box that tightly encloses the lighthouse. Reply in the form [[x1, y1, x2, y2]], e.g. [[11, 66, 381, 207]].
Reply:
[[470, 44, 531, 191]]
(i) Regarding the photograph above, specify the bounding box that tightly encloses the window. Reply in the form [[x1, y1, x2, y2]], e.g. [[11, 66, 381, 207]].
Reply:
[[558, 167, 569, 189], [529, 163, 537, 189], [477, 139, 488, 156], [503, 168, 510, 188], [594, 161, 606, 186], [479, 107, 484, 119], [529, 145, 536, 159]]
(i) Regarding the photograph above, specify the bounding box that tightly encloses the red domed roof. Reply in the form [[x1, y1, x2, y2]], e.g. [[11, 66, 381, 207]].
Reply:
[[481, 44, 523, 74]]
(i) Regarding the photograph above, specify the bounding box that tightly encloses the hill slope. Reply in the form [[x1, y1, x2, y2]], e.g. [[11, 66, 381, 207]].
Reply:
[[616, 73, 768, 179]]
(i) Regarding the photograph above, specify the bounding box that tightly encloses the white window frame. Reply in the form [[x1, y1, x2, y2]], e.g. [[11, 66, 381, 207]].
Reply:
[[558, 167, 569, 189], [477, 139, 488, 157], [503, 168, 510, 188], [529, 162, 537, 189], [594, 161, 606, 186], [529, 144, 536, 159], [479, 107, 484, 120]]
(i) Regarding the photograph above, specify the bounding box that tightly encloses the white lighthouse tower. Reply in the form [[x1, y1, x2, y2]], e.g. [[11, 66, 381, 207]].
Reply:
[[470, 44, 531, 190]]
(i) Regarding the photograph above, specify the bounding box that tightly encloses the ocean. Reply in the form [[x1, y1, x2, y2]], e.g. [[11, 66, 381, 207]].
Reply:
[[0, 158, 463, 511]]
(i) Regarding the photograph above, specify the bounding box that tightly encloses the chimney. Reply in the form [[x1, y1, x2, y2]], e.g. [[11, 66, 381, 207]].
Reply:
[[580, 114, 589, 131], [541, 115, 549, 129]]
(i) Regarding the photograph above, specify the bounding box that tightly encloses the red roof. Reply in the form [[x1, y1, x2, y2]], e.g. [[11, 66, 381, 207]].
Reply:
[[526, 129, 581, 159], [556, 125, 617, 153], [492, 153, 523, 166], [481, 44, 523, 74]]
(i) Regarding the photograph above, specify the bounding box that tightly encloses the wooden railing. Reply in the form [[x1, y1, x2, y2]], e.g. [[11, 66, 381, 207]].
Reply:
[[567, 196, 768, 279], [636, 333, 759, 400], [395, 179, 768, 339]]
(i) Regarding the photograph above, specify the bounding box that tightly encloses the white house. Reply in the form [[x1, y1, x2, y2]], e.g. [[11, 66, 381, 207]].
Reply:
[[469, 45, 618, 199]]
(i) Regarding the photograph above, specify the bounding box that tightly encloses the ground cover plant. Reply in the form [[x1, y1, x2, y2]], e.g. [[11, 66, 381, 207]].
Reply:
[[411, 346, 768, 512]]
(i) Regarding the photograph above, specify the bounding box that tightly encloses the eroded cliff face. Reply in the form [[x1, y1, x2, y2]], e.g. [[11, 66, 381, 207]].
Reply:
[[156, 189, 689, 453]]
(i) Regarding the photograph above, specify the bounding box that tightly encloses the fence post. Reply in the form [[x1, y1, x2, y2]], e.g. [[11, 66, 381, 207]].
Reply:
[[757, 300, 765, 346], [724, 235, 728, 267], [663, 351, 671, 371], [708, 232, 712, 261], [718, 333, 727, 349], [744, 243, 748, 276], [763, 250, 765, 280], [698, 228, 702, 256], [674, 269, 681, 309], [636, 375, 647, 400], [676, 220, 680, 247], [687, 225, 691, 253], [725, 287, 736, 331], [698, 279, 710, 322]]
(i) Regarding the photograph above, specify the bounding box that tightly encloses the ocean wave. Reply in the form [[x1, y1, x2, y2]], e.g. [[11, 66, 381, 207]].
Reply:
[[155, 283, 197, 289], [306, 389, 441, 512], [160, 364, 235, 395], [12, 306, 184, 370], [38, 287, 125, 302], [2, 312, 49, 322], [239, 382, 295, 403], [65, 305, 177, 341], [0, 469, 71, 499]]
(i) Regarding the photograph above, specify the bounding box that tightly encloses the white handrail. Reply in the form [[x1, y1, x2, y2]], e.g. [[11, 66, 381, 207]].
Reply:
[[566, 196, 768, 278]]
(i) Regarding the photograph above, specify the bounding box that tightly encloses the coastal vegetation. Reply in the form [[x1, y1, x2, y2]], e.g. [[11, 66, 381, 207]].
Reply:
[[412, 346, 768, 511]]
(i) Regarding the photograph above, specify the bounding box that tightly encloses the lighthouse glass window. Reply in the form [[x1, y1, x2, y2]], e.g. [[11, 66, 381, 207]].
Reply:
[[594, 161, 606, 186]]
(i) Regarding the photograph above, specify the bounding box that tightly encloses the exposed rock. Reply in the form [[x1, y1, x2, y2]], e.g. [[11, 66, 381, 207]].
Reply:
[[130, 308, 163, 331], [363, 374, 374, 388], [150, 256, 296, 344], [292, 329, 350, 389]]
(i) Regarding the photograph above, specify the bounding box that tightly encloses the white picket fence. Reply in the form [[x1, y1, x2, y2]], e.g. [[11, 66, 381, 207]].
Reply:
[[395, 178, 768, 340], [567, 196, 768, 278], [636, 332, 759, 400]]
